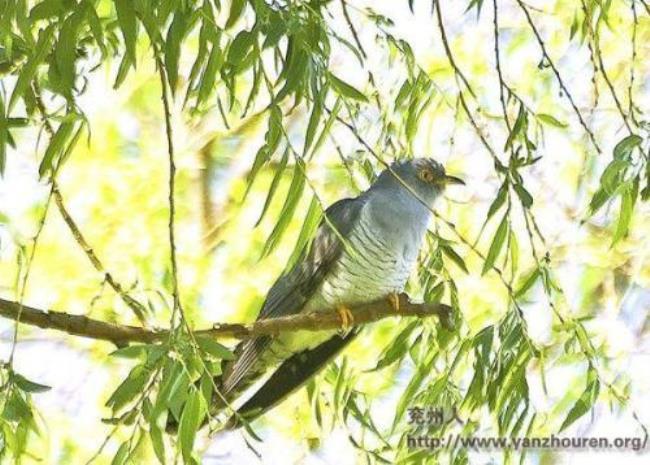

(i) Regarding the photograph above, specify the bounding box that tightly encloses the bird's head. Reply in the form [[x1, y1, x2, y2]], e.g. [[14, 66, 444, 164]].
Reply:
[[371, 157, 464, 207]]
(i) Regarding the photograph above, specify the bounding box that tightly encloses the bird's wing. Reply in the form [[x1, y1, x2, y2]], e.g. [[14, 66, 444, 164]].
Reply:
[[220, 195, 366, 397], [226, 331, 358, 428]]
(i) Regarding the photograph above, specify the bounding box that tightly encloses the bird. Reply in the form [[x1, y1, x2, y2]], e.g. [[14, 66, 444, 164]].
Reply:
[[214, 157, 462, 428]]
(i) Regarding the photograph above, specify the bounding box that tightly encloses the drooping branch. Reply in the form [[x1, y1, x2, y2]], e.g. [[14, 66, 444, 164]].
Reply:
[[0, 294, 453, 346], [515, 0, 602, 154], [31, 85, 149, 326], [52, 185, 149, 324]]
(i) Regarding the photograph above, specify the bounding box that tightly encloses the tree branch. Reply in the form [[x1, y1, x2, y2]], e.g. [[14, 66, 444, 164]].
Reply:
[[52, 185, 149, 324], [0, 294, 453, 346], [515, 0, 602, 154]]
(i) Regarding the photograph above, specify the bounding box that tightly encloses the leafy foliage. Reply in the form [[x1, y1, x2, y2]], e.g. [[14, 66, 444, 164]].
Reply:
[[0, 0, 648, 463]]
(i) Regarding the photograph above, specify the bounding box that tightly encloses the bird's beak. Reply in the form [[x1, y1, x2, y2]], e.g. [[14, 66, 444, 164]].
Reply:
[[441, 175, 465, 186]]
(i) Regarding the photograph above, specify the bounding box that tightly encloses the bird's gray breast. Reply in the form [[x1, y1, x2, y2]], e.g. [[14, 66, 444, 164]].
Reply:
[[305, 199, 424, 312], [268, 197, 428, 359]]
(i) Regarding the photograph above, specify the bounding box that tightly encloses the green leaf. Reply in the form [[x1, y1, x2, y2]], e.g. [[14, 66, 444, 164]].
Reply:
[[559, 365, 599, 431], [197, 38, 223, 106], [150, 423, 166, 465], [260, 158, 306, 258], [304, 90, 324, 156], [2, 391, 32, 422], [481, 212, 509, 276], [513, 183, 533, 208], [613, 134, 642, 160], [83, 0, 105, 54], [612, 178, 638, 245], [55, 11, 84, 97], [505, 104, 526, 151], [392, 349, 436, 431], [275, 45, 308, 102], [111, 441, 129, 465], [185, 4, 214, 105], [369, 321, 419, 371], [285, 194, 323, 270], [226, 30, 254, 66], [588, 187, 611, 216], [165, 9, 189, 93], [225, 0, 246, 29], [9, 25, 55, 111], [255, 149, 288, 226], [115, 0, 138, 65], [196, 336, 235, 360], [153, 360, 182, 417], [328, 73, 368, 102], [29, 0, 65, 21], [39, 120, 75, 178], [110, 344, 155, 360], [106, 365, 150, 412], [114, 54, 134, 89], [12, 373, 51, 393], [600, 159, 629, 195], [178, 389, 206, 464], [441, 244, 468, 273], [311, 98, 341, 157], [509, 229, 519, 275], [486, 180, 508, 220], [536, 113, 567, 128], [244, 106, 282, 199]]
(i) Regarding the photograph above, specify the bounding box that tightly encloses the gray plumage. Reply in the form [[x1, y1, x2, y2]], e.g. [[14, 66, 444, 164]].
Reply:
[[218, 157, 462, 419]]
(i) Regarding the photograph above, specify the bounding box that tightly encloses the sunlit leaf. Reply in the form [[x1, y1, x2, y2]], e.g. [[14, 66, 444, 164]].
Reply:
[[178, 388, 206, 463], [285, 194, 323, 270], [328, 72, 368, 103], [613, 134, 642, 160], [165, 8, 190, 93], [612, 178, 638, 245], [559, 365, 599, 431], [536, 113, 567, 128], [12, 373, 51, 393], [196, 336, 235, 360], [481, 212, 509, 275], [260, 158, 306, 258], [115, 0, 138, 65], [225, 0, 246, 29], [9, 25, 55, 111]]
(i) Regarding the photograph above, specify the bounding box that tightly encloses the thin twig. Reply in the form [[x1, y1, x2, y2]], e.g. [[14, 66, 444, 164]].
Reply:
[[155, 55, 186, 327], [592, 25, 632, 132], [32, 85, 148, 325], [339, 0, 367, 59], [628, 0, 639, 126], [492, 0, 512, 132], [516, 0, 602, 154], [433, 0, 476, 98], [8, 189, 54, 363], [52, 186, 148, 324], [0, 295, 453, 345], [433, 1, 501, 164], [9, 85, 58, 364]]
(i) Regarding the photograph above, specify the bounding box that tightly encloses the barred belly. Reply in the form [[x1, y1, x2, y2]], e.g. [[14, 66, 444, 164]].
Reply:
[[265, 208, 418, 362]]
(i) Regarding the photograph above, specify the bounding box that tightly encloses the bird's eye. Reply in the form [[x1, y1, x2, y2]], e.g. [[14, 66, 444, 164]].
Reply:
[[418, 169, 435, 183]]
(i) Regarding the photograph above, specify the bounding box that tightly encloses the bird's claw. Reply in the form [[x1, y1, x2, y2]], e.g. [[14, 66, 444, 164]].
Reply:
[[336, 305, 354, 329]]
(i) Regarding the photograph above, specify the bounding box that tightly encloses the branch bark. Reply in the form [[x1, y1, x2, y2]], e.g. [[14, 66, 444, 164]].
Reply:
[[0, 294, 453, 346]]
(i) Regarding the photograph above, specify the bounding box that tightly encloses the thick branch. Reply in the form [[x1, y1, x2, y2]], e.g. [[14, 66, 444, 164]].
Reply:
[[0, 294, 453, 346]]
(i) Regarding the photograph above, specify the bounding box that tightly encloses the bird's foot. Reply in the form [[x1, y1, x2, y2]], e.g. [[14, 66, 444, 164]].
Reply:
[[387, 292, 400, 312], [336, 305, 354, 329]]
